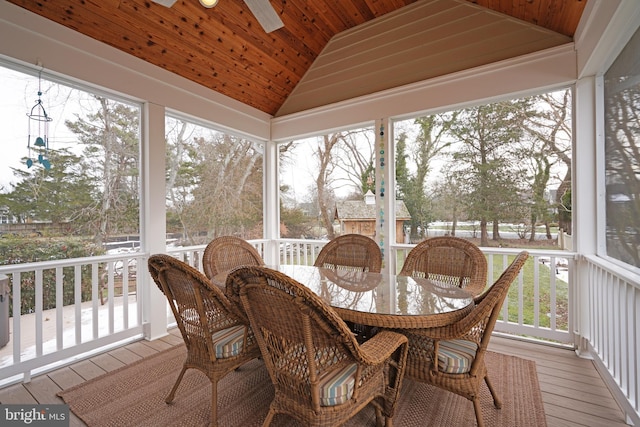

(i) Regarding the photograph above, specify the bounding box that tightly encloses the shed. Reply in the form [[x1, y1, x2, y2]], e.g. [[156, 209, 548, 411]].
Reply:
[[334, 191, 411, 243]]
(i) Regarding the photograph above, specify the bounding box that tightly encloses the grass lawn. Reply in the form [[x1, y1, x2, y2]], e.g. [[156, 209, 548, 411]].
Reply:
[[490, 254, 568, 330]]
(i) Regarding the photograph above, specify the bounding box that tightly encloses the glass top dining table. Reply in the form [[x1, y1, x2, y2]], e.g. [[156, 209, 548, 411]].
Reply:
[[213, 264, 475, 329]]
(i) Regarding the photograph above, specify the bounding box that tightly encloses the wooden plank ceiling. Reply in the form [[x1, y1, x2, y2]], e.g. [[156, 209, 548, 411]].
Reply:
[[7, 0, 587, 117]]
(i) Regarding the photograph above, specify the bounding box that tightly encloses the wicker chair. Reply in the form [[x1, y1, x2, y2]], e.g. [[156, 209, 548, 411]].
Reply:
[[314, 234, 382, 273], [226, 266, 409, 427], [148, 254, 261, 427], [202, 235, 264, 280], [398, 251, 529, 427], [399, 236, 488, 296], [314, 234, 383, 341]]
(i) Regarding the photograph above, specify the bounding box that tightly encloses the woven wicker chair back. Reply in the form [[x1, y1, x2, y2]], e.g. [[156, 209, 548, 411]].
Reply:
[[313, 234, 382, 273], [202, 236, 264, 280], [400, 236, 488, 296]]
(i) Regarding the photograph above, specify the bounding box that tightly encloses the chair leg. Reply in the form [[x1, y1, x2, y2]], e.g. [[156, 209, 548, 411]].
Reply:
[[472, 397, 484, 427], [373, 405, 383, 427], [262, 407, 276, 427], [484, 374, 502, 409], [166, 366, 187, 404]]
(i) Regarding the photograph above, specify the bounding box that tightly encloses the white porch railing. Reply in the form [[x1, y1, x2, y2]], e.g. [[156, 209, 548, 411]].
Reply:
[[583, 255, 640, 425], [0, 239, 584, 391], [0, 252, 146, 385], [276, 239, 325, 265]]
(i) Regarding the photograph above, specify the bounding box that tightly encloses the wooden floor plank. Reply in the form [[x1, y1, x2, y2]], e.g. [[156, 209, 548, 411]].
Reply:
[[546, 415, 586, 427], [23, 376, 65, 404], [47, 366, 86, 390], [544, 403, 629, 427], [107, 346, 144, 365], [89, 352, 126, 372], [542, 392, 623, 420], [141, 336, 175, 352], [490, 341, 598, 375], [123, 340, 161, 358], [540, 382, 621, 409], [536, 364, 609, 386], [0, 383, 38, 404], [489, 338, 580, 361], [68, 359, 108, 381], [538, 360, 598, 376], [159, 332, 184, 346], [538, 374, 619, 400]]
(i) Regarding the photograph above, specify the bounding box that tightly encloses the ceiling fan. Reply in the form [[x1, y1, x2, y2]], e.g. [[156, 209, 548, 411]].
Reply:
[[151, 0, 284, 33]]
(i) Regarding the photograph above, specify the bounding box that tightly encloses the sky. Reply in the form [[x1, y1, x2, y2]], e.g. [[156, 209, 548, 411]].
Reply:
[[280, 137, 320, 203]]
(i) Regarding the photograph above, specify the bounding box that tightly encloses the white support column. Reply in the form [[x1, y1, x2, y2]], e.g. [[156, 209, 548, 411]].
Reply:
[[375, 118, 394, 274], [263, 139, 280, 265], [573, 76, 598, 356], [141, 102, 169, 340]]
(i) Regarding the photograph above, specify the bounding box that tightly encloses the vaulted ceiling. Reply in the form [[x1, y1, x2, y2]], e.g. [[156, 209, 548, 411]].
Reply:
[[7, 0, 587, 117]]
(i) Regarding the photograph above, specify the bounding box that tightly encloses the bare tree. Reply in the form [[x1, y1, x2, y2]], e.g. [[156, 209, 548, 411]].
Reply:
[[66, 96, 140, 245], [165, 119, 197, 240], [314, 134, 341, 239], [525, 90, 573, 234], [333, 130, 375, 195], [188, 134, 263, 241], [164, 120, 263, 244]]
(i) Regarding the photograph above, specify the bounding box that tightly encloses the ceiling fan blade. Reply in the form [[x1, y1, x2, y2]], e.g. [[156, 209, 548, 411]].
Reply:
[[150, 0, 178, 7], [243, 0, 284, 33], [151, 0, 283, 34]]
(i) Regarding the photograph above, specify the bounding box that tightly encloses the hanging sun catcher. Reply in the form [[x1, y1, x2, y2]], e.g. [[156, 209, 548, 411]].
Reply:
[[377, 119, 386, 268], [26, 69, 52, 170]]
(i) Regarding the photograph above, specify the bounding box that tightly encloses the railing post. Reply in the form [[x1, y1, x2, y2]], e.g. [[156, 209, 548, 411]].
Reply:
[[0, 274, 9, 349]]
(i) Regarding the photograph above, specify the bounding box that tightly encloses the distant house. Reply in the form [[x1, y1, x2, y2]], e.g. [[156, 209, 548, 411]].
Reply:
[[334, 191, 411, 243], [0, 206, 18, 225]]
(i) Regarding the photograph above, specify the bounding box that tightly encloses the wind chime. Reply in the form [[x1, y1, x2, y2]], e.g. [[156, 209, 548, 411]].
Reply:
[[26, 69, 52, 170]]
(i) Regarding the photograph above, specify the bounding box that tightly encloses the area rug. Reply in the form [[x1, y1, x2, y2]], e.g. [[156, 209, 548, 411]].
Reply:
[[58, 345, 546, 426]]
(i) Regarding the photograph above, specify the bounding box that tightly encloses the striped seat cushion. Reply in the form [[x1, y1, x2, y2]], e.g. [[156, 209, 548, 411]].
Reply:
[[437, 339, 478, 374], [319, 363, 358, 406], [211, 325, 245, 359]]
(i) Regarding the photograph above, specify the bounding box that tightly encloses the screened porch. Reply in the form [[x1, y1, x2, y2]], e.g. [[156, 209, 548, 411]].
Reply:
[[1, 0, 639, 425]]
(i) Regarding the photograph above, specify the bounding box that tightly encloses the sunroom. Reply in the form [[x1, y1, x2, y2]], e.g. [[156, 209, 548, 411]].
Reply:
[[0, 0, 639, 426]]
